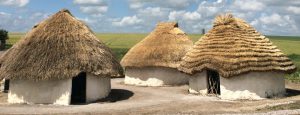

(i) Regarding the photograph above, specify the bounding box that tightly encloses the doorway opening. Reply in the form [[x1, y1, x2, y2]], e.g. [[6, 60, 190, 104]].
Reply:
[[206, 69, 220, 95], [4, 79, 9, 93], [71, 72, 86, 104]]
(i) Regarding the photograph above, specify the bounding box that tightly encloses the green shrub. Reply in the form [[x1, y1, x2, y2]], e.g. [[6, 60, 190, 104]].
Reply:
[[285, 71, 300, 83], [0, 29, 8, 50]]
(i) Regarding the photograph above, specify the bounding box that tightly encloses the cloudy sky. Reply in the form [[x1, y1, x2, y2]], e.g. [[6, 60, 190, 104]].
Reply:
[[0, 0, 299, 36]]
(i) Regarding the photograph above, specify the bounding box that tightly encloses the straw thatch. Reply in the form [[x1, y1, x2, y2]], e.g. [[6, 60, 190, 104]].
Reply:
[[121, 22, 193, 68], [0, 9, 123, 81], [178, 14, 297, 78]]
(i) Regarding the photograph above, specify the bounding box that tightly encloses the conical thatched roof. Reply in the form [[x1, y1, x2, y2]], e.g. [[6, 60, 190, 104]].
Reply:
[[121, 22, 193, 68], [178, 14, 296, 78], [0, 9, 123, 81]]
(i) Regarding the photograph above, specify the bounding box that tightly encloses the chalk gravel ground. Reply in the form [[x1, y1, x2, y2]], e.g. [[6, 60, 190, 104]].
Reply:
[[0, 78, 300, 114]]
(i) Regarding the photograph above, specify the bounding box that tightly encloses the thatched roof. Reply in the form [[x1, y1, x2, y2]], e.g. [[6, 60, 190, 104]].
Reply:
[[121, 22, 193, 68], [0, 9, 123, 81], [178, 14, 297, 78]]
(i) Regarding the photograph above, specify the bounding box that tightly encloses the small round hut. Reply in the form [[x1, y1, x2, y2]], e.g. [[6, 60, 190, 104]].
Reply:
[[178, 14, 297, 100], [0, 9, 123, 105], [121, 22, 193, 86]]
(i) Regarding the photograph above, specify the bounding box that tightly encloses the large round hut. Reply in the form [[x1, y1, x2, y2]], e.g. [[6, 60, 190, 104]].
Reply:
[[178, 14, 297, 100], [0, 9, 123, 105], [121, 22, 193, 86]]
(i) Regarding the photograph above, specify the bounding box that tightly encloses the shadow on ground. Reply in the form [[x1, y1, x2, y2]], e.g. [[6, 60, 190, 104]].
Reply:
[[97, 89, 134, 103], [71, 89, 134, 105], [286, 88, 300, 97]]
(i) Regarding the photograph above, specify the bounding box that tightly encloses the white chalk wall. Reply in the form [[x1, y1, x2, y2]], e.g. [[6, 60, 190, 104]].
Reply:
[[188, 71, 286, 100], [86, 74, 111, 103], [124, 67, 189, 86], [220, 72, 285, 100], [189, 71, 207, 94], [8, 79, 72, 105], [0, 79, 4, 91]]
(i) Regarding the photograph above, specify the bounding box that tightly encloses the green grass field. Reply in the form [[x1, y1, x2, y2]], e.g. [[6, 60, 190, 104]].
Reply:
[[7, 33, 300, 82]]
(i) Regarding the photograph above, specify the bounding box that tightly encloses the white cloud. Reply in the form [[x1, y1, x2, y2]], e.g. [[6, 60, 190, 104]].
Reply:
[[232, 0, 265, 11], [259, 13, 284, 25], [77, 17, 97, 24], [169, 11, 201, 21], [133, 7, 170, 32], [138, 7, 167, 17], [0, 11, 11, 16], [159, 0, 194, 9], [80, 6, 108, 14], [258, 0, 300, 7], [250, 13, 299, 35], [128, 0, 197, 9], [112, 15, 143, 27], [196, 0, 226, 20], [130, 3, 143, 9], [168, 10, 203, 33], [169, 11, 183, 21], [73, 0, 108, 16], [1, 0, 300, 35], [198, 6, 219, 15], [250, 19, 259, 26], [73, 0, 105, 5], [0, 0, 29, 7], [0, 11, 48, 32], [183, 12, 201, 21], [287, 6, 300, 14], [29, 12, 49, 20], [129, 0, 144, 9]]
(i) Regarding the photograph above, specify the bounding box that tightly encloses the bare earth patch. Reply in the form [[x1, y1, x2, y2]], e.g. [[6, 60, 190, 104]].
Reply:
[[0, 78, 300, 114]]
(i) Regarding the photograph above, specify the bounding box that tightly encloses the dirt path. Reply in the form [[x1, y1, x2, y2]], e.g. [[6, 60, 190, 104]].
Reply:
[[0, 78, 300, 114]]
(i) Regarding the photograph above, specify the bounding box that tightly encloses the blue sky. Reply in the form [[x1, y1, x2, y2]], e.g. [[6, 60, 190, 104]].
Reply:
[[0, 0, 299, 36]]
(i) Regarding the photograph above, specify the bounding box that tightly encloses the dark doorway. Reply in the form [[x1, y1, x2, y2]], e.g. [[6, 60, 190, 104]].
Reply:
[[207, 70, 220, 95], [71, 72, 86, 104], [3, 79, 9, 93]]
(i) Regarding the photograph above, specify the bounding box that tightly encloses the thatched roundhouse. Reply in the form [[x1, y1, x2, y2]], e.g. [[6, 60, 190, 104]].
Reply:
[[178, 14, 297, 100], [121, 22, 193, 86], [0, 9, 123, 105]]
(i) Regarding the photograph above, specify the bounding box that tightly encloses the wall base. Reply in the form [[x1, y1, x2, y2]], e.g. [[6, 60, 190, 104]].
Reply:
[[124, 67, 188, 86]]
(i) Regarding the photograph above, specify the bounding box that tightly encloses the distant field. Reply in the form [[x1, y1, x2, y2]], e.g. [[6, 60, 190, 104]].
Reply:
[[7, 33, 300, 82], [7, 33, 202, 60]]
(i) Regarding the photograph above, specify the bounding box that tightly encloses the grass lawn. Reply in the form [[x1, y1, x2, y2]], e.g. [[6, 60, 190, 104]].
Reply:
[[6, 33, 300, 82]]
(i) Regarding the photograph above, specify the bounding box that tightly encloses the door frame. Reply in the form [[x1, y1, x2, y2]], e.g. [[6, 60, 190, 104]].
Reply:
[[206, 69, 221, 95], [71, 72, 87, 104]]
